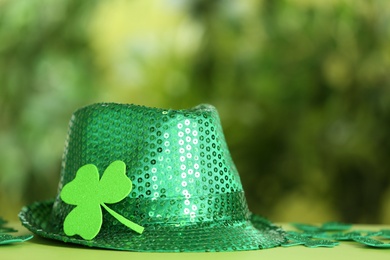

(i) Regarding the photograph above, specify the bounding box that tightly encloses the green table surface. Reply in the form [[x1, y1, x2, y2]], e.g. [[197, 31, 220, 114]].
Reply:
[[2, 222, 390, 260]]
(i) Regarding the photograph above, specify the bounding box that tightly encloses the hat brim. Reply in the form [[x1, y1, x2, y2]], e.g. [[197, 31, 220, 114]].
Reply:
[[19, 200, 285, 252]]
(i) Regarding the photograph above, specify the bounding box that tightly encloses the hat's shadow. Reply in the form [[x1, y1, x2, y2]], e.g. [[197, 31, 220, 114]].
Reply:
[[29, 235, 98, 250]]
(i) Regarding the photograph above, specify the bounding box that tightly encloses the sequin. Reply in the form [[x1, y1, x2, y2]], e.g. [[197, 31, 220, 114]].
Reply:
[[19, 103, 286, 252]]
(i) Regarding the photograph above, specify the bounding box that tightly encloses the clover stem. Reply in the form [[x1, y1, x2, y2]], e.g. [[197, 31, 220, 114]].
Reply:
[[101, 203, 144, 234]]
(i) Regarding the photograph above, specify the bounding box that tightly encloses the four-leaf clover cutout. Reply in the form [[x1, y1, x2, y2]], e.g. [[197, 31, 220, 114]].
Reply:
[[60, 160, 144, 240]]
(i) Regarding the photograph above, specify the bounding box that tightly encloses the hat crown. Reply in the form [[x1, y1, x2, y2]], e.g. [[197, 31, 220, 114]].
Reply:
[[51, 103, 250, 228]]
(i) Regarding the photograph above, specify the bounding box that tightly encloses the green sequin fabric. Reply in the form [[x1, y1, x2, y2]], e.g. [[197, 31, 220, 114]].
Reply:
[[19, 103, 285, 252]]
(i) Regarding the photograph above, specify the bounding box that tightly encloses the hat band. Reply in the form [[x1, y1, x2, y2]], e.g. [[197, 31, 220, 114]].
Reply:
[[103, 191, 251, 226]]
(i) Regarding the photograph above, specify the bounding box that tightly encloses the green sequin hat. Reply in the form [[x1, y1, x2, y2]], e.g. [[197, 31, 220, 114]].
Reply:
[[19, 103, 285, 252]]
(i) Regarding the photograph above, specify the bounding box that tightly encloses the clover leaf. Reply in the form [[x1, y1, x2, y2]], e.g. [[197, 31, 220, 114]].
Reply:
[[60, 160, 144, 240], [0, 234, 33, 245], [0, 217, 33, 245]]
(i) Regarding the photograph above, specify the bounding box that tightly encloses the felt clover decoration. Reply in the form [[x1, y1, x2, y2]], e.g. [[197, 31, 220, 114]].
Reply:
[[60, 160, 144, 240]]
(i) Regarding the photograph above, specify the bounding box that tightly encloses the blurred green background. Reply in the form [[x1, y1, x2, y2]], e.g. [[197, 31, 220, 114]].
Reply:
[[1, 0, 390, 224]]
